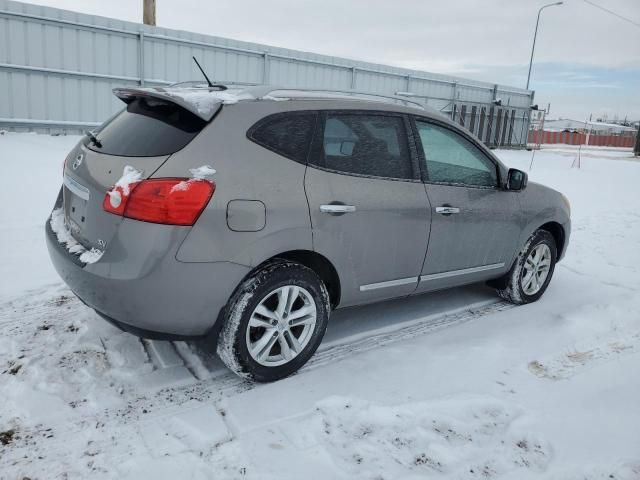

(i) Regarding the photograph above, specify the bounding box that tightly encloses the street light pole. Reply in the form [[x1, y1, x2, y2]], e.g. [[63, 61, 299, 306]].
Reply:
[[526, 1, 563, 90]]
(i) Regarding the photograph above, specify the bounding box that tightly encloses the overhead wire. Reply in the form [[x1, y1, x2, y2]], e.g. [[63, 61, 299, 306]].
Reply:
[[583, 0, 640, 29]]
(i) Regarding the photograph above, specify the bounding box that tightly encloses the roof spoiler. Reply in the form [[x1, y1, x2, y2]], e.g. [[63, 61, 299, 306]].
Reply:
[[112, 87, 224, 121]]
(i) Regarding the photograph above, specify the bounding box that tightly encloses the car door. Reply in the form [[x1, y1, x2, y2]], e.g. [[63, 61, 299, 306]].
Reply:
[[411, 117, 522, 294], [305, 110, 431, 307]]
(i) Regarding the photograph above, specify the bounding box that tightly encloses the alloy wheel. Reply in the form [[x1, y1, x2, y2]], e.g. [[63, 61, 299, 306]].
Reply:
[[521, 243, 552, 295], [245, 285, 317, 367]]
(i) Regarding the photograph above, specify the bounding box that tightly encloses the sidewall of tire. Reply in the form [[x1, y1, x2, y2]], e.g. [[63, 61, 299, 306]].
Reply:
[[218, 261, 329, 382], [512, 230, 557, 303]]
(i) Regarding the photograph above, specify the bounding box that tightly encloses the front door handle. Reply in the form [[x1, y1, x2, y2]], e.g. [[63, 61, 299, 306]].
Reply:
[[435, 206, 460, 215], [320, 204, 356, 215]]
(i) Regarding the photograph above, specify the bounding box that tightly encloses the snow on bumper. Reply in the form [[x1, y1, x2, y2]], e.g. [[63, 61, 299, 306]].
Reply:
[[49, 208, 104, 264], [46, 212, 250, 337]]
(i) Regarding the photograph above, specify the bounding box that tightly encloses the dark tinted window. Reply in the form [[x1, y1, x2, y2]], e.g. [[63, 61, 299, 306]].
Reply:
[[89, 97, 207, 157], [317, 114, 413, 180], [249, 113, 317, 163], [415, 121, 497, 187]]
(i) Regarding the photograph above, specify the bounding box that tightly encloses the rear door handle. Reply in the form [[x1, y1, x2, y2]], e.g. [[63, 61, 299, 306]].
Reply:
[[435, 206, 460, 215], [320, 204, 356, 215]]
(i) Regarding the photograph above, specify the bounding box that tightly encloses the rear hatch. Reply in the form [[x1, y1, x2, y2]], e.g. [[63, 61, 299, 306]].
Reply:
[[61, 87, 222, 253]]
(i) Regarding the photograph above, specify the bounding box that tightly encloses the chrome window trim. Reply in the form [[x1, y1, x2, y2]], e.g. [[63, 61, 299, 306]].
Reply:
[[306, 163, 423, 183]]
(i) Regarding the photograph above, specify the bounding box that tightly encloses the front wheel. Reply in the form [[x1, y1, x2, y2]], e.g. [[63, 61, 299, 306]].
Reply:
[[495, 229, 557, 305], [216, 260, 330, 382]]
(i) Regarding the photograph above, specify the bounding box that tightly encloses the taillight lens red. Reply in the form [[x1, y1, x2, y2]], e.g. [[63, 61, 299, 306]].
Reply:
[[103, 178, 215, 226]]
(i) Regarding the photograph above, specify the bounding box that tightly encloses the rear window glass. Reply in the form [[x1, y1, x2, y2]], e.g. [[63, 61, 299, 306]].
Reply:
[[248, 113, 317, 163], [89, 97, 207, 157]]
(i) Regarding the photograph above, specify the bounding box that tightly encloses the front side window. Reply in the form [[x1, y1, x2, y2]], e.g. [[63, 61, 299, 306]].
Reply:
[[248, 112, 317, 163], [415, 120, 498, 187], [315, 113, 413, 180]]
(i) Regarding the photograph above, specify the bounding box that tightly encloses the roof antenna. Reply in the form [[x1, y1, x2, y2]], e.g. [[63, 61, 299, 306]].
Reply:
[[192, 56, 227, 90]]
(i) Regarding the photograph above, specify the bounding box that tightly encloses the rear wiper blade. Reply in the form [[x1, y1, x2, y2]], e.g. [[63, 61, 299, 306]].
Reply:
[[86, 130, 102, 148]]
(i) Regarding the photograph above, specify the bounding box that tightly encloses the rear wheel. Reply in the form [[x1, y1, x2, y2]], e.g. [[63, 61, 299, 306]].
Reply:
[[496, 229, 557, 305], [217, 260, 330, 382]]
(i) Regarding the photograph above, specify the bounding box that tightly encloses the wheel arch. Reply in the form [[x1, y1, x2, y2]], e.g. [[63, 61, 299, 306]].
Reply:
[[538, 221, 566, 261], [489, 220, 565, 291], [267, 250, 341, 309], [207, 249, 340, 345]]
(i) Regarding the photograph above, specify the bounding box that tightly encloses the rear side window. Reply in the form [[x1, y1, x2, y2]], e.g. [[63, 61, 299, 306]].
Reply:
[[314, 113, 413, 180], [248, 112, 317, 163], [89, 97, 207, 157]]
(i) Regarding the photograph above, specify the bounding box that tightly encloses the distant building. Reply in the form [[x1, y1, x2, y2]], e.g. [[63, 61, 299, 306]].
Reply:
[[532, 118, 637, 136], [528, 118, 637, 147]]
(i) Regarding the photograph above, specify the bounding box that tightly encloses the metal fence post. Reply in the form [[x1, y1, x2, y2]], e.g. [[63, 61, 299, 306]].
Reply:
[[138, 32, 145, 86], [451, 81, 458, 121], [262, 53, 270, 84], [525, 90, 535, 147]]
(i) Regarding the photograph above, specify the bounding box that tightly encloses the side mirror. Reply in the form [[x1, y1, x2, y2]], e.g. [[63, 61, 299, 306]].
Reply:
[[507, 168, 528, 191]]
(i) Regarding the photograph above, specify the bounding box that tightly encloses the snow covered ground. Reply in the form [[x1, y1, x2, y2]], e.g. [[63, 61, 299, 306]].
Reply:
[[0, 132, 639, 479]]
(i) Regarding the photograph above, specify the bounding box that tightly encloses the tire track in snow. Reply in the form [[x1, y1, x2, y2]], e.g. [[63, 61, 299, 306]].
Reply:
[[140, 300, 514, 404], [0, 288, 513, 469], [1, 290, 512, 399], [306, 300, 514, 371]]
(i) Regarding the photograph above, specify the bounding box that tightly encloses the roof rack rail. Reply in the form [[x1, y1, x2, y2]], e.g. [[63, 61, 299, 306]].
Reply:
[[168, 80, 260, 88], [259, 87, 425, 110], [160, 83, 425, 109]]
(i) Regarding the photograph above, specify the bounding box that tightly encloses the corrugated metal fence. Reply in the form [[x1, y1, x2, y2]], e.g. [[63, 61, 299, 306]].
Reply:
[[0, 0, 534, 147]]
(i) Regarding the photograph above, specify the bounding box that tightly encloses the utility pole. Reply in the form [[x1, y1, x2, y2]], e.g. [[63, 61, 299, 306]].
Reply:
[[143, 0, 156, 26]]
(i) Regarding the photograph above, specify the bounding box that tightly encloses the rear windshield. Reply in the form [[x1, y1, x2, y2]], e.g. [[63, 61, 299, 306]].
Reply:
[[88, 97, 207, 157]]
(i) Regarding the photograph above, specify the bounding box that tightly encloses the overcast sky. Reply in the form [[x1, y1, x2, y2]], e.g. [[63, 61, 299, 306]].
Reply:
[[24, 0, 640, 120]]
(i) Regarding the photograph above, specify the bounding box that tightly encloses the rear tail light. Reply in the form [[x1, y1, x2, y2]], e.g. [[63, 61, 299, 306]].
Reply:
[[103, 178, 215, 226]]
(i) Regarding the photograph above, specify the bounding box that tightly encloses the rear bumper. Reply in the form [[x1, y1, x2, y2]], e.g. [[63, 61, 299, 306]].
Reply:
[[46, 212, 250, 337]]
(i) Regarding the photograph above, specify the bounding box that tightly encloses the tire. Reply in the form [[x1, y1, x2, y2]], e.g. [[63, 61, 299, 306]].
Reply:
[[216, 260, 330, 382], [496, 229, 557, 305]]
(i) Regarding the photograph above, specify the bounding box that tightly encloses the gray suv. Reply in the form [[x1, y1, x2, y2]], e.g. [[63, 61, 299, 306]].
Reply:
[[46, 85, 571, 382]]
